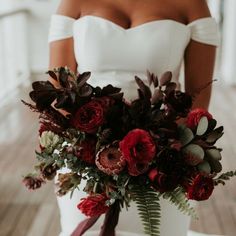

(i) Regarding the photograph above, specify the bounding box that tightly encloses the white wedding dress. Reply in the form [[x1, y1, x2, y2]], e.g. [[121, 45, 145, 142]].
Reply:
[[48, 14, 220, 236]]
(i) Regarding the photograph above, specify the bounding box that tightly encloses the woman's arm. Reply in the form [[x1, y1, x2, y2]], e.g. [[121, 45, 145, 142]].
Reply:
[[183, 0, 217, 110], [49, 0, 81, 87]]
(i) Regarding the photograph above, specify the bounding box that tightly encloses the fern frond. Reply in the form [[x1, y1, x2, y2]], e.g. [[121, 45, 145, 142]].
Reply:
[[131, 186, 161, 236], [214, 170, 236, 186], [162, 187, 197, 219]]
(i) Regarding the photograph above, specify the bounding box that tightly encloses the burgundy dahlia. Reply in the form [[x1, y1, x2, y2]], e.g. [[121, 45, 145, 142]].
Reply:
[[70, 100, 105, 133], [187, 174, 214, 201], [77, 193, 109, 217], [119, 129, 156, 176], [96, 142, 126, 175]]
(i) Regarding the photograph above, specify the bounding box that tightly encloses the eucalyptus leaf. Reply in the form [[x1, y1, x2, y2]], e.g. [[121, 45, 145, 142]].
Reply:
[[183, 144, 205, 166], [196, 116, 208, 136], [178, 125, 194, 146], [198, 161, 211, 174], [208, 158, 222, 173], [206, 148, 222, 161]]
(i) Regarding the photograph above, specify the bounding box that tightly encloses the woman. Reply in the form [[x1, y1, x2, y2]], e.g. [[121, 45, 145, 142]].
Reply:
[[48, 0, 220, 235]]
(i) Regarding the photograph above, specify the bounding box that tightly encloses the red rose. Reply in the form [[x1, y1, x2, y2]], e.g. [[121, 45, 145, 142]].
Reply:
[[186, 108, 213, 129], [119, 129, 156, 176], [77, 194, 109, 217], [74, 138, 97, 164], [70, 100, 105, 133], [187, 174, 214, 201]]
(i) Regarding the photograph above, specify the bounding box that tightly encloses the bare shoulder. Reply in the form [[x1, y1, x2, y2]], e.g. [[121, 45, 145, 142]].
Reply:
[[56, 0, 83, 19], [175, 0, 211, 23]]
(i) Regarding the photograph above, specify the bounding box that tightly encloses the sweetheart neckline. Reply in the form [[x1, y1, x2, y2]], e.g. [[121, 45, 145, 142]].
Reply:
[[73, 15, 200, 32]]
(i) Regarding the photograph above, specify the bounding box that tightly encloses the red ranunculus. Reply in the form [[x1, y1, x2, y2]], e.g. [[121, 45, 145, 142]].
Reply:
[[186, 108, 213, 129], [119, 129, 156, 176], [70, 100, 105, 133], [187, 174, 214, 201], [77, 194, 109, 217], [74, 138, 97, 164]]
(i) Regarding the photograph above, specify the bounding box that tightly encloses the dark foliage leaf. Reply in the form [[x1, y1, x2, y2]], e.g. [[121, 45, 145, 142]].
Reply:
[[206, 126, 224, 144], [135, 76, 152, 100], [77, 72, 91, 87], [58, 67, 70, 88], [46, 70, 58, 81], [109, 92, 124, 100], [165, 82, 177, 95], [146, 70, 159, 87], [29, 90, 57, 110], [151, 89, 163, 105], [32, 81, 55, 91], [101, 84, 122, 96], [78, 84, 93, 97], [207, 119, 217, 132], [160, 71, 172, 87]]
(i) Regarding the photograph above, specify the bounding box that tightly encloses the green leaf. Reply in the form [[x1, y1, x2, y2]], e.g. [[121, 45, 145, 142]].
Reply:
[[178, 125, 194, 146], [214, 171, 236, 186], [196, 116, 208, 136], [197, 161, 211, 174], [183, 144, 204, 166], [131, 185, 161, 236], [206, 148, 222, 161]]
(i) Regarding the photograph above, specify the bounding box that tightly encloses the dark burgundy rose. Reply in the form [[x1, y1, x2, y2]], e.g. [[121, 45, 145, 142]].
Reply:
[[77, 193, 109, 217], [119, 129, 156, 176], [74, 138, 97, 164], [70, 100, 105, 133], [186, 108, 213, 129], [149, 149, 186, 192], [165, 90, 192, 116], [187, 174, 214, 201]]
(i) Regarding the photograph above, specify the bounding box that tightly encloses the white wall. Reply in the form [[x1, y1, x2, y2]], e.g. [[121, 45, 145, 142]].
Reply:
[[26, 0, 58, 73]]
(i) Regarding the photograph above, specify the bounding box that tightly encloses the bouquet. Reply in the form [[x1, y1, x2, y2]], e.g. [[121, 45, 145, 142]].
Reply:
[[22, 67, 236, 236]]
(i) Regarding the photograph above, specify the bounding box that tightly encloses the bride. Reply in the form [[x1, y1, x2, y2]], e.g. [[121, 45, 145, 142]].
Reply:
[[48, 0, 220, 235]]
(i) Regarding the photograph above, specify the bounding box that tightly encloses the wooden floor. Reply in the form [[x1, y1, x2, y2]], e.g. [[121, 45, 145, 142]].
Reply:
[[0, 83, 236, 236]]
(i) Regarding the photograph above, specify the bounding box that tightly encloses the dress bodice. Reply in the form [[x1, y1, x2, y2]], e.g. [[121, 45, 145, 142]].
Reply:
[[48, 14, 220, 99]]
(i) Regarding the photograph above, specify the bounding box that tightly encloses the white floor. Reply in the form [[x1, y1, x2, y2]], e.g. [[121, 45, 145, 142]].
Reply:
[[188, 231, 223, 236]]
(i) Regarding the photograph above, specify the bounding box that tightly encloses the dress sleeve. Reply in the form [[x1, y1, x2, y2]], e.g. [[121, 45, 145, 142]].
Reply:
[[187, 17, 220, 46], [48, 14, 76, 43]]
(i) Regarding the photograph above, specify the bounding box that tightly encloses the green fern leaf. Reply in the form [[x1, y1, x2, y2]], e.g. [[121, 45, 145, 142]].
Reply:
[[162, 187, 197, 219], [214, 170, 236, 186], [131, 186, 161, 236]]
